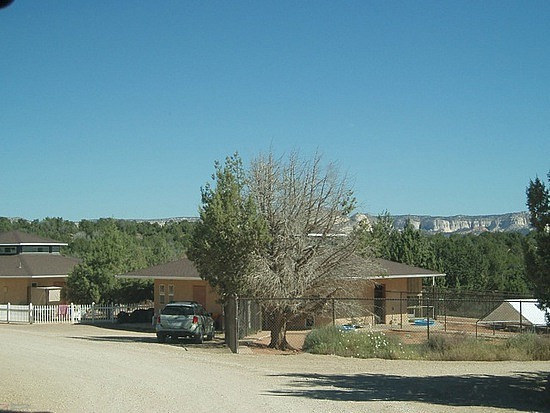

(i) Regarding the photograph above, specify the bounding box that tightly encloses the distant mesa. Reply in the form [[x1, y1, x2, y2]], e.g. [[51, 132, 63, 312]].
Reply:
[[346, 212, 531, 235], [133, 217, 200, 226], [135, 212, 532, 235]]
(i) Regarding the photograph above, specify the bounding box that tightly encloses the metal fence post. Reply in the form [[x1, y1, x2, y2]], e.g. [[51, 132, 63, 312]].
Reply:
[[234, 295, 239, 352], [425, 295, 430, 340], [399, 292, 403, 330], [6, 302, 10, 324], [519, 300, 523, 333], [444, 290, 447, 332], [331, 298, 335, 326]]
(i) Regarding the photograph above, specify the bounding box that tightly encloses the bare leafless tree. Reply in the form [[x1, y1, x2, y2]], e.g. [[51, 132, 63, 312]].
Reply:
[[244, 151, 376, 349]]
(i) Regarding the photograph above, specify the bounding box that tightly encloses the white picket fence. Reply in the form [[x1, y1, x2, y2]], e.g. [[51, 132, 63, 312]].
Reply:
[[0, 303, 152, 325]]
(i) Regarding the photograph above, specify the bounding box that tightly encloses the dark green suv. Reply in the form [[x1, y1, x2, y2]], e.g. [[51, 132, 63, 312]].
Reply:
[[155, 301, 215, 344]]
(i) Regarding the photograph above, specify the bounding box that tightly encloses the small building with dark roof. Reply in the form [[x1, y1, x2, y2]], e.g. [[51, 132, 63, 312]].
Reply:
[[356, 258, 445, 325], [0, 231, 80, 304], [117, 256, 445, 326], [116, 257, 222, 318]]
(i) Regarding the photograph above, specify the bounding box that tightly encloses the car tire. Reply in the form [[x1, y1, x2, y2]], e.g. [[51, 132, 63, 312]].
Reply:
[[157, 333, 167, 343], [194, 328, 204, 344], [207, 329, 215, 341]]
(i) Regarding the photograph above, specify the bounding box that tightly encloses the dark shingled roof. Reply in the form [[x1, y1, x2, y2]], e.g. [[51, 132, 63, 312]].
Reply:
[[118, 256, 444, 281], [0, 254, 81, 278], [370, 258, 444, 278], [0, 230, 68, 246]]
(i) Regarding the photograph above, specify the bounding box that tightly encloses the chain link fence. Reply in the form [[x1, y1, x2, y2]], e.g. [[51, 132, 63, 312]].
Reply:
[[225, 292, 548, 353]]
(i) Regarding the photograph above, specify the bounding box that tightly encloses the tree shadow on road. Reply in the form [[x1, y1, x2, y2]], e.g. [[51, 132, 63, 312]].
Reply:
[[69, 335, 158, 344], [268, 371, 550, 412], [68, 334, 228, 350], [0, 410, 52, 413]]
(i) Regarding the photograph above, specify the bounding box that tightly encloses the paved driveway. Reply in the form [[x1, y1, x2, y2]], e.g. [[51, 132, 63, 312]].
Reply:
[[0, 324, 549, 413]]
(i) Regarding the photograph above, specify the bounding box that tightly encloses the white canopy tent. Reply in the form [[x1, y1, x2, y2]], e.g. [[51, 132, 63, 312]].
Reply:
[[480, 299, 549, 329]]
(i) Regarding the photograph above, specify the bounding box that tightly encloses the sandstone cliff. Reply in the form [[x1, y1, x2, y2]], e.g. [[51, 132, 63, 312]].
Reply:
[[348, 212, 531, 235]]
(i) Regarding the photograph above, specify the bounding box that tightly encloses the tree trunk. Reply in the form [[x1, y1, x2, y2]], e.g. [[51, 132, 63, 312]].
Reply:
[[269, 308, 290, 350]]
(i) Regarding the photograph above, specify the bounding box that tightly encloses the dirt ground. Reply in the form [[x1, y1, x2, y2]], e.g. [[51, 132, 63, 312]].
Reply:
[[1, 323, 549, 413], [241, 316, 534, 350]]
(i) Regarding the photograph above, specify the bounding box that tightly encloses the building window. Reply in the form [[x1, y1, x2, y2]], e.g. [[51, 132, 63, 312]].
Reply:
[[22, 246, 50, 253], [159, 284, 166, 305], [0, 246, 17, 255], [168, 284, 174, 303]]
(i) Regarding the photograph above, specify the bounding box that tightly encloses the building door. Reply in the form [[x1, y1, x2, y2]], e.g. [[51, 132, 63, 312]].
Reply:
[[193, 285, 206, 308], [374, 283, 386, 324]]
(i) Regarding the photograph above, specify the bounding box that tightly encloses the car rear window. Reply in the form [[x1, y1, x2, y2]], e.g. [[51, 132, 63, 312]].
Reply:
[[162, 306, 194, 316]]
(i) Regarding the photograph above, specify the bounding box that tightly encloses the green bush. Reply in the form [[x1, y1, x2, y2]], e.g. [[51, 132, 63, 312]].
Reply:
[[303, 327, 550, 361], [303, 325, 405, 359], [420, 334, 510, 361], [506, 333, 550, 360], [423, 333, 456, 353]]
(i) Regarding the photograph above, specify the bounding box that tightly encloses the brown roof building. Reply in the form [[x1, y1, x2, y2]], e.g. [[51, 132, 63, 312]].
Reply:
[[118, 256, 445, 326], [117, 257, 219, 315], [0, 231, 80, 304]]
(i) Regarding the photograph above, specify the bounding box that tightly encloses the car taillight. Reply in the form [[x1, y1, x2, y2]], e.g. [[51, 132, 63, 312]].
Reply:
[[192, 316, 198, 324], [156, 315, 161, 324]]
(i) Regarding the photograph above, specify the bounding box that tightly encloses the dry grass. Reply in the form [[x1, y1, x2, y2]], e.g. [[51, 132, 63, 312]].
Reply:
[[299, 326, 550, 361]]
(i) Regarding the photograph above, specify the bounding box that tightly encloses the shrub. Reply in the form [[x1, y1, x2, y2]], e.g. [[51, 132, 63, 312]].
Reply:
[[303, 325, 404, 359], [303, 327, 550, 361], [419, 333, 550, 361], [420, 334, 509, 361], [506, 334, 550, 361], [423, 333, 455, 353]]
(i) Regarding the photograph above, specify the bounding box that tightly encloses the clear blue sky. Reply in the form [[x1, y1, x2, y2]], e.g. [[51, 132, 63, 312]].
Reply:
[[1, 1, 548, 221]]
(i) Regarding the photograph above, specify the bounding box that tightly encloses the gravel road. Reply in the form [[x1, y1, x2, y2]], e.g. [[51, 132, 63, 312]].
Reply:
[[0, 324, 549, 413]]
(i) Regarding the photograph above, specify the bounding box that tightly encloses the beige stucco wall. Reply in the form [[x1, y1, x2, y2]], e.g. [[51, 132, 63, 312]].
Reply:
[[0, 279, 28, 304], [314, 277, 425, 327], [294, 277, 427, 329], [153, 279, 222, 318], [370, 277, 423, 325], [0, 277, 67, 305]]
